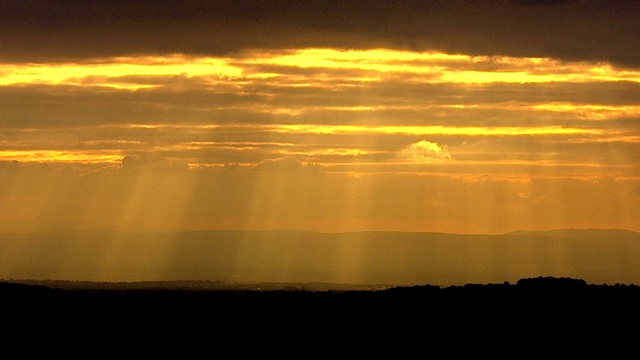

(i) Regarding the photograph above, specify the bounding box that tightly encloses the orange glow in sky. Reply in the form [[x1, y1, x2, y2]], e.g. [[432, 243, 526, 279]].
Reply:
[[0, 47, 638, 235], [2, 1, 640, 288], [3, 49, 640, 90]]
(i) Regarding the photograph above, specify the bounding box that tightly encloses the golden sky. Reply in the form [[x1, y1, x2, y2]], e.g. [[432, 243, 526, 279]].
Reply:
[[1, 0, 639, 235]]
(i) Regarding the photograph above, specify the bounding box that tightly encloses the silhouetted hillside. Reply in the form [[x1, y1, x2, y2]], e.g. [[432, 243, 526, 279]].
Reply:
[[4, 276, 639, 306], [4, 276, 640, 343]]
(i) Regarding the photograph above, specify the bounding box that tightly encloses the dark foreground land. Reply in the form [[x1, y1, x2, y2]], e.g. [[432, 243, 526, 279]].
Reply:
[[4, 276, 640, 317], [3, 276, 640, 350]]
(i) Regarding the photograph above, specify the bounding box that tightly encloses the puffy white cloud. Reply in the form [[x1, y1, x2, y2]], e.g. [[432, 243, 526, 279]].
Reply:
[[399, 140, 451, 160]]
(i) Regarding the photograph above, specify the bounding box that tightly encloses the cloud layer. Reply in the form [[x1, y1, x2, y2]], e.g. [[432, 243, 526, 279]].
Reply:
[[1, 0, 639, 68], [0, 1, 638, 234]]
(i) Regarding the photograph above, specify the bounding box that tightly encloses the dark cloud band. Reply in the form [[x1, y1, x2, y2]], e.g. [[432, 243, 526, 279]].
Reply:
[[1, 0, 639, 68]]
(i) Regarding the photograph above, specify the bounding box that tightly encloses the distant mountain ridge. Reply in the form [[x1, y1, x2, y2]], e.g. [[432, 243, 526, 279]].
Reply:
[[504, 228, 640, 240]]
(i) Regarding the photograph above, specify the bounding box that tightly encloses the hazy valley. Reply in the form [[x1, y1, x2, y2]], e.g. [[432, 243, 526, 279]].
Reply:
[[2, 228, 639, 288]]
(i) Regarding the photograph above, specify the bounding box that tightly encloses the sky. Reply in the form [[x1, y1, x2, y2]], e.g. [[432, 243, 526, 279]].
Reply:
[[1, 0, 639, 235]]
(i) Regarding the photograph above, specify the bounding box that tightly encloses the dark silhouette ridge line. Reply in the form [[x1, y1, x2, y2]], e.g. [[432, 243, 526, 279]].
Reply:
[[2, 276, 639, 294], [4, 276, 640, 325], [2, 227, 638, 235]]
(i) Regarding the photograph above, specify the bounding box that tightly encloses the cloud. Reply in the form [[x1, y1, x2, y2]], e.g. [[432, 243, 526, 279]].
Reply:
[[511, 0, 569, 7], [399, 140, 451, 160], [0, 160, 20, 172], [119, 154, 189, 174], [1, 152, 638, 234], [121, 154, 166, 168], [0, 1, 638, 235], [255, 157, 304, 172], [1, 1, 639, 68], [253, 157, 325, 178]]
